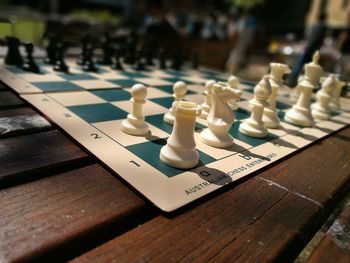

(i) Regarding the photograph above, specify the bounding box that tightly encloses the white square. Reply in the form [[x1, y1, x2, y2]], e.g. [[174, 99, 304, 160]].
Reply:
[[194, 129, 251, 159], [19, 73, 65, 83], [72, 80, 118, 89], [48, 91, 106, 106], [135, 78, 173, 86], [93, 119, 169, 146]]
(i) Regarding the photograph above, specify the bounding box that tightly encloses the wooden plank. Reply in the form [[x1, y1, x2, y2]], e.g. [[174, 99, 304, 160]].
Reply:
[[0, 164, 147, 263], [0, 130, 89, 185], [71, 178, 322, 263], [256, 127, 350, 208], [72, 128, 350, 263], [0, 91, 25, 109], [0, 107, 52, 138], [307, 198, 350, 263], [0, 82, 7, 91]]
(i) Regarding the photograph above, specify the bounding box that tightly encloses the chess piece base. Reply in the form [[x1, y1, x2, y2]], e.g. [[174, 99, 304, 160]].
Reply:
[[121, 116, 149, 136], [263, 108, 280, 129], [285, 105, 314, 127], [200, 128, 233, 148], [163, 112, 175, 125], [239, 121, 268, 138], [160, 144, 199, 169], [311, 106, 330, 121]]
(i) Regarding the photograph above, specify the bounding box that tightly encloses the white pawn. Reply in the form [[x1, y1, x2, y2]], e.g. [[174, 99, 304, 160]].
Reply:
[[285, 51, 323, 127], [239, 75, 271, 138], [311, 74, 336, 120], [263, 63, 291, 128], [160, 101, 202, 169], [121, 84, 149, 136], [200, 82, 242, 148], [199, 80, 216, 119], [227, 75, 240, 110], [330, 76, 346, 110], [164, 81, 187, 125]]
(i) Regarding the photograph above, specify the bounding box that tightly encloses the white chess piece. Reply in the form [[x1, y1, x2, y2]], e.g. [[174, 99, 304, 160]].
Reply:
[[121, 84, 149, 135], [164, 81, 187, 125], [200, 82, 242, 148], [239, 75, 272, 138], [227, 75, 240, 110], [285, 51, 323, 127], [263, 63, 291, 128], [330, 76, 346, 110], [311, 74, 336, 120], [160, 101, 202, 169], [199, 80, 216, 119]]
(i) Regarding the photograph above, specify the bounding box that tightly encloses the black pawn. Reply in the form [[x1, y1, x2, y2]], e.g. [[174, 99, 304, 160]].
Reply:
[[98, 32, 113, 65], [77, 34, 90, 65], [54, 43, 69, 73], [112, 46, 123, 70], [44, 35, 57, 64], [171, 47, 183, 71], [124, 36, 135, 64], [159, 48, 166, 69], [22, 43, 40, 73], [192, 51, 199, 69], [133, 49, 145, 71], [145, 46, 154, 66], [4, 36, 23, 66], [82, 45, 97, 72]]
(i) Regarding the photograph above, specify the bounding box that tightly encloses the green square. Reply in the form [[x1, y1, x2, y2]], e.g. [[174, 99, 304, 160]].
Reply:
[[107, 79, 139, 88], [58, 73, 97, 81], [121, 72, 148, 78], [146, 114, 174, 134], [126, 139, 216, 177], [275, 101, 290, 110], [32, 81, 84, 92], [150, 97, 174, 109], [236, 108, 250, 120], [91, 89, 131, 101], [68, 103, 127, 123], [229, 121, 278, 147]]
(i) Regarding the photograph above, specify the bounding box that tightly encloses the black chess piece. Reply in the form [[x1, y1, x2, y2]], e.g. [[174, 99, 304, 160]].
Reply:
[[145, 46, 154, 66], [171, 47, 183, 71], [98, 32, 113, 65], [4, 36, 23, 66], [192, 51, 199, 69], [54, 42, 69, 73], [158, 48, 166, 69], [124, 36, 135, 65], [133, 48, 145, 71], [22, 43, 40, 73], [44, 35, 57, 64], [112, 46, 124, 70], [77, 34, 90, 65], [82, 45, 97, 72]]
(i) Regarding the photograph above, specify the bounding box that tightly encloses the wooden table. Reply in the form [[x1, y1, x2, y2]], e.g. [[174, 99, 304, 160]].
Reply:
[[1, 81, 350, 262]]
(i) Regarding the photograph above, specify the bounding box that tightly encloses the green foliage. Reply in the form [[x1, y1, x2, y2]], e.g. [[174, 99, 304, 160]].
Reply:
[[232, 0, 265, 9]]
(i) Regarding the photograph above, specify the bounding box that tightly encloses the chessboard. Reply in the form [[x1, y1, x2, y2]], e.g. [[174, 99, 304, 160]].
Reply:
[[1, 59, 350, 212]]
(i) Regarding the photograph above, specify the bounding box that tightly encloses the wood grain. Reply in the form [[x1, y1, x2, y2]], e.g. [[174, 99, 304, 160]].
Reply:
[[0, 164, 147, 263], [0, 130, 89, 184], [0, 91, 25, 109], [307, 199, 350, 263], [72, 178, 322, 263], [72, 127, 350, 263], [256, 128, 350, 208], [0, 107, 52, 138]]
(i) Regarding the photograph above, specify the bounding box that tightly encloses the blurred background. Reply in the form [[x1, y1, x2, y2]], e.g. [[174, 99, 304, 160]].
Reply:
[[0, 0, 349, 82]]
